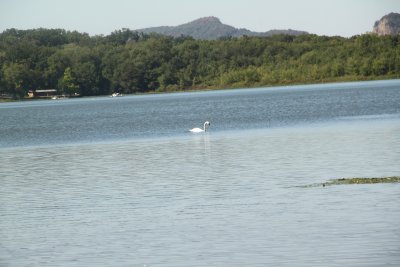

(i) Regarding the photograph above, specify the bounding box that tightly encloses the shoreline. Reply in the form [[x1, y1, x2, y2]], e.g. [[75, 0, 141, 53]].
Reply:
[[1, 76, 399, 103]]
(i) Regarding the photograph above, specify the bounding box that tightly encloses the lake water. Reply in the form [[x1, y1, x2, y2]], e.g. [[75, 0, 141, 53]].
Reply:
[[1, 80, 400, 266]]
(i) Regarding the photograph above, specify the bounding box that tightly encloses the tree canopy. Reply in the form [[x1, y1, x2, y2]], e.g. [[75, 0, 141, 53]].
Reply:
[[0, 28, 399, 99]]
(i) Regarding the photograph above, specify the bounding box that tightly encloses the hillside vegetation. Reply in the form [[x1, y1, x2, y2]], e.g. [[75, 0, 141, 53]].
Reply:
[[0, 28, 399, 99]]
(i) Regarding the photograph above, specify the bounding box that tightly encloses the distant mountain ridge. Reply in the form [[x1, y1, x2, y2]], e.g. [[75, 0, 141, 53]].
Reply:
[[373, 12, 400, 36], [137, 16, 308, 40]]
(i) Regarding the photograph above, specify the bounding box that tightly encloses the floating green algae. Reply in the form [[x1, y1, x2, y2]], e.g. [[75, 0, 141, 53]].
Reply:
[[325, 176, 400, 185], [301, 176, 400, 188]]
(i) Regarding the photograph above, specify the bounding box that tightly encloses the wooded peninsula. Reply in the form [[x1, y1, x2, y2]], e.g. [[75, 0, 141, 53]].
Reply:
[[0, 28, 399, 99]]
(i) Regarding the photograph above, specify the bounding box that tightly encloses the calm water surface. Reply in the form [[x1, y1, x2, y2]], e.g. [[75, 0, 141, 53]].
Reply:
[[1, 80, 400, 266]]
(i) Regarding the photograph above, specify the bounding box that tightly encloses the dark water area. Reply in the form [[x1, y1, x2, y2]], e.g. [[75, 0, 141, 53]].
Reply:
[[1, 80, 400, 266], [1, 80, 399, 148]]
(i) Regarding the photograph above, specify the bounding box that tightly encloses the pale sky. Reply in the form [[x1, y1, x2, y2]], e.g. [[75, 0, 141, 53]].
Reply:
[[0, 0, 399, 37]]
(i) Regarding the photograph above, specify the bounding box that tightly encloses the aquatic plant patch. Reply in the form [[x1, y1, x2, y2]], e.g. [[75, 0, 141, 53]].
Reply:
[[301, 176, 400, 187]]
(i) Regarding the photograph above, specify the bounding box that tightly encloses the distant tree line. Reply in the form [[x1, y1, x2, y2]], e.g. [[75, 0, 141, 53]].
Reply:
[[0, 28, 399, 99]]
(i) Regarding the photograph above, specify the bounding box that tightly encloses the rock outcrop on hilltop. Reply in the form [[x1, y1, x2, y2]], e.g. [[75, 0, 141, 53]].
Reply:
[[373, 13, 400, 36]]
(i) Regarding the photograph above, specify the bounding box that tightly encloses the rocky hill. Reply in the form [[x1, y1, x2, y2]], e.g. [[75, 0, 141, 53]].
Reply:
[[373, 13, 400, 36], [137, 16, 308, 40]]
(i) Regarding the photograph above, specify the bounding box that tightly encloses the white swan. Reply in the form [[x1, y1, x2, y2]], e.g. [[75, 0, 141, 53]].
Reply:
[[190, 121, 211, 133]]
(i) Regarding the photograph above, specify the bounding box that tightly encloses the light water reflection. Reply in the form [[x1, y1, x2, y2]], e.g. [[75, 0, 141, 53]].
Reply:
[[1, 117, 399, 266]]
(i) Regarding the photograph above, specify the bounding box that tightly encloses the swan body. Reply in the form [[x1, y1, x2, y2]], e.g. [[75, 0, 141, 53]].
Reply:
[[190, 121, 210, 133]]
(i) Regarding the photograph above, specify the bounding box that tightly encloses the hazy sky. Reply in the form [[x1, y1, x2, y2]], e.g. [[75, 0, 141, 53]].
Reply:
[[0, 0, 399, 37]]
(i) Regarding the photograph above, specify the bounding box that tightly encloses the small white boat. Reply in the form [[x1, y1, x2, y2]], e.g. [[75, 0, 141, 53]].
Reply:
[[111, 92, 123, 97], [51, 95, 67, 100]]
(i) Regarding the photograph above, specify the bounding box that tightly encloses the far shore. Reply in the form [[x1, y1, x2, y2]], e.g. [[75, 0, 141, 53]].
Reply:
[[1, 76, 399, 103]]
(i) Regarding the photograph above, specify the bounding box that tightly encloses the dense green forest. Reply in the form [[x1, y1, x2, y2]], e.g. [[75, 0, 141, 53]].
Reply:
[[0, 28, 399, 99]]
